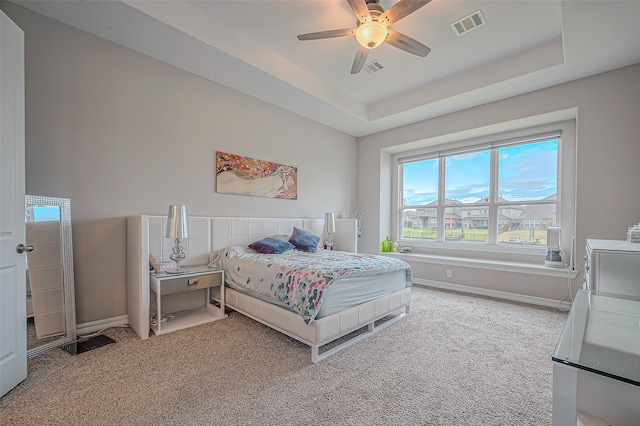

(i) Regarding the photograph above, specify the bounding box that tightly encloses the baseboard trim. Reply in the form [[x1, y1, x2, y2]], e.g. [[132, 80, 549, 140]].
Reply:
[[74, 285, 569, 335], [76, 315, 129, 336], [413, 278, 572, 310]]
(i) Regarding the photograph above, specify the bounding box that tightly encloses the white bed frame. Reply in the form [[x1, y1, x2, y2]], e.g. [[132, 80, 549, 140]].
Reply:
[[127, 215, 411, 362]]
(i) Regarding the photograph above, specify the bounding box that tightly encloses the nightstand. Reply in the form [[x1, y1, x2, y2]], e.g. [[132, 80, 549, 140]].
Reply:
[[149, 265, 226, 335]]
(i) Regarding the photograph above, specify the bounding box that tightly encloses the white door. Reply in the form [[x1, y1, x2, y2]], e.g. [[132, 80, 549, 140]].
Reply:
[[0, 9, 26, 398]]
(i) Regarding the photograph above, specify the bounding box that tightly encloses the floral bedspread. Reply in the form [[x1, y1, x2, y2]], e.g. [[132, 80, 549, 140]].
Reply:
[[214, 247, 412, 324]]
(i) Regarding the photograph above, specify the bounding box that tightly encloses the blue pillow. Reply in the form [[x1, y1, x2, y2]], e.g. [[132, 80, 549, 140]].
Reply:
[[289, 227, 320, 252], [248, 237, 294, 254]]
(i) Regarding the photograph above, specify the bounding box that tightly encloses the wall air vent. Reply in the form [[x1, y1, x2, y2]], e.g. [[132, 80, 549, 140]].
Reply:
[[364, 61, 384, 74], [451, 10, 485, 36]]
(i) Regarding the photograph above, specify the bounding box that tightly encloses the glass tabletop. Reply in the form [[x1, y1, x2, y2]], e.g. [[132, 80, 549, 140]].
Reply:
[[150, 264, 221, 278], [552, 289, 640, 387]]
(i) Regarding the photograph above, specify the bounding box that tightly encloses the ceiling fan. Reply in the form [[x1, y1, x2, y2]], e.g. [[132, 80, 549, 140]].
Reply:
[[297, 0, 432, 74]]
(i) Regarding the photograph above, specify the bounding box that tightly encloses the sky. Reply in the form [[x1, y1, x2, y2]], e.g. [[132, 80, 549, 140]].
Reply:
[[403, 140, 558, 205], [32, 206, 61, 222]]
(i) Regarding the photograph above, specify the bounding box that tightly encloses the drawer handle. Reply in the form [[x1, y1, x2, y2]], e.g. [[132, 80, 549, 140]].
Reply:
[[188, 279, 200, 286]]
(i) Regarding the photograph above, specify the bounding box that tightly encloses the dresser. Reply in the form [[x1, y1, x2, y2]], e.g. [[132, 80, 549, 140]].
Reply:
[[584, 239, 640, 298]]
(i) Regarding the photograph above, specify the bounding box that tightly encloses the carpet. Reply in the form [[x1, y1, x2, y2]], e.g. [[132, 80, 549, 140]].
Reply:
[[0, 286, 567, 425]]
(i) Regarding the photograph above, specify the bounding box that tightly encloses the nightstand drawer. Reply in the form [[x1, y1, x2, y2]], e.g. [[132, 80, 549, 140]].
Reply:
[[158, 272, 221, 296]]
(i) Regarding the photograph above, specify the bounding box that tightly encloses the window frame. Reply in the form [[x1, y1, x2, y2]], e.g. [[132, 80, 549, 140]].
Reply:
[[392, 120, 575, 262]]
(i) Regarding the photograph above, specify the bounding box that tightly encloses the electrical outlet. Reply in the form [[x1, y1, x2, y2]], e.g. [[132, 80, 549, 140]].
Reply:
[[446, 269, 452, 278]]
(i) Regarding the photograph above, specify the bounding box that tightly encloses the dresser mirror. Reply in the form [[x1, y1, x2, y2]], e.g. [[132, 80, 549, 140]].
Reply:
[[25, 195, 77, 357]]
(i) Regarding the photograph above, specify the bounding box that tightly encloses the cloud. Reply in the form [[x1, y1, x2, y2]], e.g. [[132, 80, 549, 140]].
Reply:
[[403, 139, 558, 205]]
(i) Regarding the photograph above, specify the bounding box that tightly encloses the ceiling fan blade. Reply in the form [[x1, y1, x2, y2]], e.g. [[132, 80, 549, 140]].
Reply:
[[378, 0, 432, 26], [347, 0, 372, 23], [297, 28, 357, 41], [351, 45, 370, 74], [386, 29, 431, 57]]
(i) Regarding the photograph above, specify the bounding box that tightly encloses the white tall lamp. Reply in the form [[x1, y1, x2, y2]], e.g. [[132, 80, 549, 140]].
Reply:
[[324, 212, 336, 250], [166, 205, 189, 273]]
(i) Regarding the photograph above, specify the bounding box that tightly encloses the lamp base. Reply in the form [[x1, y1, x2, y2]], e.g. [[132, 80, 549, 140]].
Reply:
[[324, 233, 334, 250], [169, 237, 187, 272]]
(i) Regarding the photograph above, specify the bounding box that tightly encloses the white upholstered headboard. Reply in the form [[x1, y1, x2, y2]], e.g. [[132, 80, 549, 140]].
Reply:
[[126, 215, 358, 339]]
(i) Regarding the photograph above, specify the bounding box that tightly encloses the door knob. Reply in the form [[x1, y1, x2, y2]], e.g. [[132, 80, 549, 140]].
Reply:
[[16, 244, 34, 253]]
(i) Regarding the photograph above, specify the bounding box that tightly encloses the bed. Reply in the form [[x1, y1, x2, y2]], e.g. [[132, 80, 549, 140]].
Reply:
[[215, 243, 412, 362], [127, 215, 412, 362]]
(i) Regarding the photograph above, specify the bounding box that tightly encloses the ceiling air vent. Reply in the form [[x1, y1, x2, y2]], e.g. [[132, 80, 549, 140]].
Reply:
[[451, 10, 485, 36], [363, 61, 384, 74]]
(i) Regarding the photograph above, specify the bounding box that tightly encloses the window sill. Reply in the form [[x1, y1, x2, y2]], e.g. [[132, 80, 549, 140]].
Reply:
[[398, 239, 547, 257], [380, 251, 579, 279]]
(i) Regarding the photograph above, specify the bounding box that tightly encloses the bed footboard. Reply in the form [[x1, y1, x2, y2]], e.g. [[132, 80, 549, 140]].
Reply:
[[225, 287, 411, 362]]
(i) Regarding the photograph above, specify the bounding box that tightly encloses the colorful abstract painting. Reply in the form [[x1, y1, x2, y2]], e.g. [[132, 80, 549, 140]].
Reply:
[[216, 151, 298, 200]]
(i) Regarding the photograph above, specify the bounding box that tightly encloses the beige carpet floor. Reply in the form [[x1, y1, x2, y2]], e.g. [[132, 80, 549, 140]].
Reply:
[[0, 286, 567, 425]]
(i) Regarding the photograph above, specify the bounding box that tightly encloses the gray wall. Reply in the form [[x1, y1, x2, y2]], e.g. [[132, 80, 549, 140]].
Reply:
[[5, 1, 640, 321], [3, 3, 357, 324], [358, 63, 640, 301]]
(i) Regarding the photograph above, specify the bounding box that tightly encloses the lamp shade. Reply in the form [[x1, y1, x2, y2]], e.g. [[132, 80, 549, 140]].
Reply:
[[166, 205, 188, 239], [325, 212, 336, 234]]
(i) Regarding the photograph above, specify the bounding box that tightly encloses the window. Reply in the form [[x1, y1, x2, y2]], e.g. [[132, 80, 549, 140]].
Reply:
[[398, 133, 559, 249]]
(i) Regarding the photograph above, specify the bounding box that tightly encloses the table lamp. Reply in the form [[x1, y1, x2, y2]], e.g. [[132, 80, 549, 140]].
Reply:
[[324, 212, 335, 250], [166, 205, 188, 273]]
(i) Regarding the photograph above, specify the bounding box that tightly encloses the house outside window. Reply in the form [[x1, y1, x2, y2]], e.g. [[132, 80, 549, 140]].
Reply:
[[397, 131, 563, 252]]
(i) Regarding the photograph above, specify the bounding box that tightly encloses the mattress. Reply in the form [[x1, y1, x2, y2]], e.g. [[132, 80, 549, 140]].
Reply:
[[228, 269, 407, 319], [213, 246, 412, 323]]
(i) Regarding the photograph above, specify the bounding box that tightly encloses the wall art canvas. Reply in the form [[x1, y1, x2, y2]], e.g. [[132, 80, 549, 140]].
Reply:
[[216, 151, 298, 200]]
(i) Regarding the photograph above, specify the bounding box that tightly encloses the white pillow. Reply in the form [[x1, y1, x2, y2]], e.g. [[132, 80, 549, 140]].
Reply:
[[212, 246, 248, 269]]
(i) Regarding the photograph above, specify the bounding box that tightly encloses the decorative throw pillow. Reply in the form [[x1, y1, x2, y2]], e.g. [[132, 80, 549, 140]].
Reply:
[[248, 237, 294, 254], [289, 227, 320, 252]]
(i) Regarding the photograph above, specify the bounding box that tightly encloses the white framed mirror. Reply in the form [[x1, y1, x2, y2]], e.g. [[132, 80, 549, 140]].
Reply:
[[25, 195, 76, 357]]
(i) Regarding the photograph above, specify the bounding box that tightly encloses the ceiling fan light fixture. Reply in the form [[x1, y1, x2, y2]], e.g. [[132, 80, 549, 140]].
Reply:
[[355, 21, 388, 49]]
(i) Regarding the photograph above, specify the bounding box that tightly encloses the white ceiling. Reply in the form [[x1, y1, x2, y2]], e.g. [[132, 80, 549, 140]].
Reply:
[[14, 0, 640, 137]]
